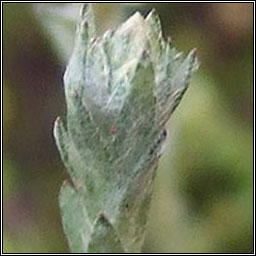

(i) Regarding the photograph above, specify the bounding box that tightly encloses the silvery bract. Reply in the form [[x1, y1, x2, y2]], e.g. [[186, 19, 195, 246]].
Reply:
[[54, 4, 198, 253]]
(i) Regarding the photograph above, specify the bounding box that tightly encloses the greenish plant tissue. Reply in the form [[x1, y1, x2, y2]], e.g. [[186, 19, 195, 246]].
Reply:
[[54, 3, 198, 253]]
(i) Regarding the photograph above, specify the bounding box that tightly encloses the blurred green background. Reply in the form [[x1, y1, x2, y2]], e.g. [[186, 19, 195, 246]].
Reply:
[[3, 3, 253, 253]]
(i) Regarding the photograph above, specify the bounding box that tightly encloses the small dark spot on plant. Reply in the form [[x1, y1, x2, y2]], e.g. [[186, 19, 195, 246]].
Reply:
[[99, 212, 106, 222], [73, 89, 79, 99], [110, 125, 118, 134]]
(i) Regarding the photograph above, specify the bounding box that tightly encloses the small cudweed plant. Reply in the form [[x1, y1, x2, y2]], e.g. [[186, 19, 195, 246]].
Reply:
[[54, 3, 198, 253]]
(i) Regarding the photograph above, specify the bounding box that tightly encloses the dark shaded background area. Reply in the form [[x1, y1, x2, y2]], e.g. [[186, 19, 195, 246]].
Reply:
[[3, 3, 253, 253]]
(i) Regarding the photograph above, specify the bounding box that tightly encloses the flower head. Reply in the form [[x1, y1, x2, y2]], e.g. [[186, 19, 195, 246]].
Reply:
[[54, 4, 198, 253]]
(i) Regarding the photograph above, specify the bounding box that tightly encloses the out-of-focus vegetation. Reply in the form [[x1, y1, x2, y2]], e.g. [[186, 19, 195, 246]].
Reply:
[[3, 3, 253, 253]]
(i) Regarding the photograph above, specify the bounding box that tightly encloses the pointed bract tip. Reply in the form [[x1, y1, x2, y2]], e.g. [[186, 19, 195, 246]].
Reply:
[[133, 11, 144, 21], [190, 48, 198, 58], [80, 4, 87, 18], [80, 3, 92, 19], [167, 36, 172, 44], [152, 8, 157, 15], [189, 48, 199, 71], [62, 179, 70, 187], [55, 116, 62, 126], [146, 8, 157, 20]]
